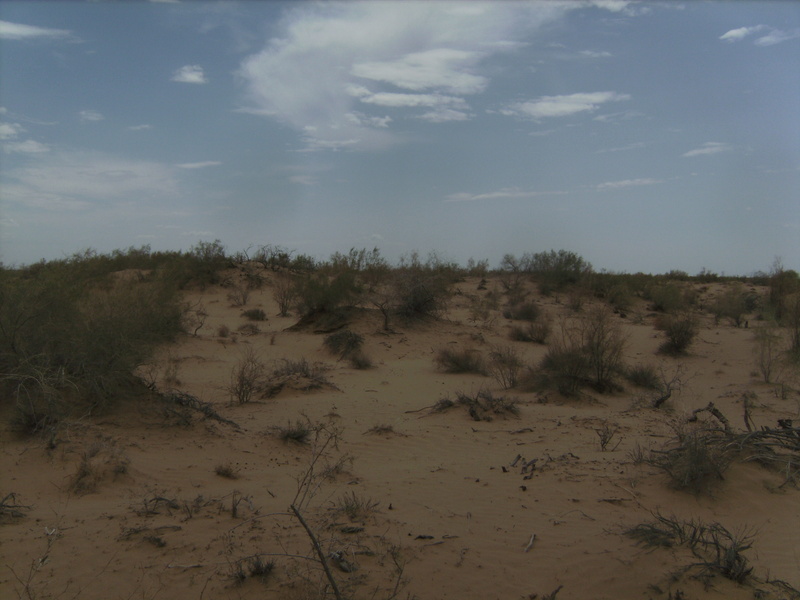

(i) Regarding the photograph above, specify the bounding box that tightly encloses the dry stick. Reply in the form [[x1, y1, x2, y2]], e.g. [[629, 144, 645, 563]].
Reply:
[[524, 533, 537, 552], [688, 401, 731, 432], [290, 504, 344, 600]]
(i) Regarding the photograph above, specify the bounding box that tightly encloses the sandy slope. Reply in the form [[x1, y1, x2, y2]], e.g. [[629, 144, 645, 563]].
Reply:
[[2, 273, 799, 600]]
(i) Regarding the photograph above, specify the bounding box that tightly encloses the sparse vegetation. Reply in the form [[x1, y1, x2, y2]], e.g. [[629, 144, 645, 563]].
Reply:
[[432, 389, 519, 421], [242, 308, 267, 321], [434, 347, 487, 375], [487, 345, 524, 389], [657, 312, 698, 355], [225, 347, 265, 404]]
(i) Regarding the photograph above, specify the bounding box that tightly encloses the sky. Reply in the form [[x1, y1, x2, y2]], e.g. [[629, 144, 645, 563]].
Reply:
[[0, 0, 798, 275]]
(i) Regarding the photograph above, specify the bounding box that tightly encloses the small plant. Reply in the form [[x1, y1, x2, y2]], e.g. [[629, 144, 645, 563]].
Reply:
[[217, 324, 230, 338], [503, 301, 540, 322], [508, 317, 551, 344], [658, 313, 698, 355], [347, 350, 373, 370], [433, 389, 519, 421], [595, 422, 621, 451], [242, 308, 267, 321], [275, 419, 312, 444], [334, 490, 379, 521], [753, 325, 785, 383], [214, 463, 240, 479], [365, 424, 396, 435], [226, 347, 265, 404], [323, 330, 364, 360], [625, 363, 661, 390], [227, 282, 250, 307], [434, 347, 487, 375], [487, 345, 524, 389]]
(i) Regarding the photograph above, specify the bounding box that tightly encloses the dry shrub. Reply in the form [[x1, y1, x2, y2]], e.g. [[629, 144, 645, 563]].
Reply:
[[657, 313, 698, 355], [503, 301, 540, 322], [625, 363, 661, 389], [509, 318, 551, 344], [226, 347, 265, 404], [434, 347, 487, 375], [488, 345, 524, 389], [323, 330, 363, 360], [432, 389, 519, 421]]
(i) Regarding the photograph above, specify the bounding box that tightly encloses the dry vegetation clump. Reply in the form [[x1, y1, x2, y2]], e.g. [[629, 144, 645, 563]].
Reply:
[[657, 312, 699, 355], [225, 346, 266, 404], [323, 329, 373, 368], [0, 493, 30, 523], [487, 345, 524, 389], [263, 358, 333, 397], [509, 319, 552, 344], [274, 419, 313, 444], [432, 389, 519, 421], [625, 363, 661, 390], [626, 514, 755, 584], [69, 439, 130, 495], [333, 490, 379, 522], [434, 347, 487, 375], [503, 300, 540, 322], [241, 308, 267, 321]]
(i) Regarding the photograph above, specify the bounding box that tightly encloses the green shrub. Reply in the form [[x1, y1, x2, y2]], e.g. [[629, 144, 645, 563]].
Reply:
[[1, 265, 185, 430], [647, 283, 687, 313]]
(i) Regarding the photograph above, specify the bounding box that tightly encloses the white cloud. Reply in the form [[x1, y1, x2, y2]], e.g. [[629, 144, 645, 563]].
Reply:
[[0, 122, 24, 139], [720, 24, 800, 46], [176, 161, 222, 169], [3, 150, 178, 210], [4, 140, 50, 154], [445, 187, 566, 202], [171, 65, 208, 84], [128, 124, 152, 131], [236, 2, 622, 150], [595, 178, 662, 190], [0, 107, 8, 114], [290, 175, 317, 185], [79, 110, 104, 122], [501, 92, 630, 120], [579, 50, 612, 58], [720, 25, 767, 43], [755, 28, 800, 46], [0, 20, 72, 41], [682, 142, 733, 157], [352, 49, 487, 95]]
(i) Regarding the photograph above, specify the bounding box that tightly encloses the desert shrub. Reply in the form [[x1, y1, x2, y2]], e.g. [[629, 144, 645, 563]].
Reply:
[[242, 308, 267, 321], [323, 330, 364, 359], [334, 490, 379, 521], [503, 301, 540, 322], [526, 249, 592, 291], [753, 325, 785, 383], [625, 363, 661, 390], [434, 347, 486, 375], [274, 419, 312, 444], [509, 317, 551, 344], [487, 345, 524, 389], [1, 265, 185, 431], [647, 282, 687, 313], [226, 282, 251, 307], [536, 344, 589, 396], [272, 273, 297, 317], [292, 271, 360, 316], [637, 425, 733, 495], [580, 306, 626, 392], [226, 347, 265, 404], [347, 350, 373, 370], [768, 261, 800, 321], [658, 313, 698, 355], [391, 269, 451, 321], [711, 283, 755, 326], [433, 389, 519, 421]]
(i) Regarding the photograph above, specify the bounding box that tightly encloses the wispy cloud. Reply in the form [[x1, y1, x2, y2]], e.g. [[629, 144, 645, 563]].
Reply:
[[128, 124, 152, 131], [237, 2, 633, 151], [4, 150, 178, 210], [4, 140, 50, 154], [682, 142, 733, 157], [176, 161, 221, 169], [445, 187, 566, 202], [720, 24, 800, 46], [0, 20, 72, 41], [0, 122, 24, 139], [595, 141, 647, 153], [595, 178, 662, 190], [501, 92, 630, 120], [171, 65, 208, 84], [79, 110, 104, 122], [290, 175, 317, 185]]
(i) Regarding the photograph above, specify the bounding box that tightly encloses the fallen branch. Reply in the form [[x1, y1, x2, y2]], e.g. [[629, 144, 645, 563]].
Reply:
[[290, 504, 344, 600], [524, 533, 537, 552]]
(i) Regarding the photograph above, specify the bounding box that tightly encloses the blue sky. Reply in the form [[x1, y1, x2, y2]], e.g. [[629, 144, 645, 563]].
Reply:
[[1, 0, 798, 274]]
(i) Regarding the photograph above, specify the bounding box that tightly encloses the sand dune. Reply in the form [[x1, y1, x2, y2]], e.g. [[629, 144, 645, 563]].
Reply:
[[2, 271, 799, 600]]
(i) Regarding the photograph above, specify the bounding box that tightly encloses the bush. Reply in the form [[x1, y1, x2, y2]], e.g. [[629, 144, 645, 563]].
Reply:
[[1, 264, 185, 431], [391, 270, 451, 321], [503, 301, 540, 322], [242, 308, 267, 321], [293, 272, 360, 316], [323, 330, 364, 359], [434, 347, 486, 375], [487, 345, 523, 389], [711, 283, 754, 326], [509, 318, 551, 344], [626, 363, 661, 390], [658, 313, 698, 355], [647, 283, 687, 313], [226, 347, 265, 404]]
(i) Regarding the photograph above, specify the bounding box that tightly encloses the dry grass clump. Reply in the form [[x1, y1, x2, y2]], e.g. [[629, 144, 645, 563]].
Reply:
[[503, 301, 540, 322], [509, 319, 551, 344], [432, 389, 519, 422], [273, 419, 312, 444], [214, 463, 240, 479], [434, 347, 487, 375], [487, 345, 524, 389], [626, 514, 754, 584], [323, 330, 373, 369], [242, 308, 267, 321], [625, 363, 661, 390], [226, 347, 265, 404], [333, 490, 379, 522], [69, 440, 130, 495], [263, 358, 333, 397]]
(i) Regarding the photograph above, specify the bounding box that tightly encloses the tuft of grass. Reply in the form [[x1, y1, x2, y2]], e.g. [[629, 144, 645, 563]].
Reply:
[[334, 490, 379, 522], [274, 419, 312, 444], [503, 301, 540, 322], [433, 389, 519, 421], [214, 463, 240, 479], [625, 363, 661, 389], [434, 347, 487, 375], [509, 318, 551, 344], [323, 330, 364, 359]]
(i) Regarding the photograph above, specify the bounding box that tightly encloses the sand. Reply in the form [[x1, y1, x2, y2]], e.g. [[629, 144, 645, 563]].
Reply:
[[2, 271, 799, 600]]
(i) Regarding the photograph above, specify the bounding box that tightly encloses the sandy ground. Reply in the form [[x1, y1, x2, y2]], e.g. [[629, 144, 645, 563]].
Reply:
[[2, 271, 799, 600]]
